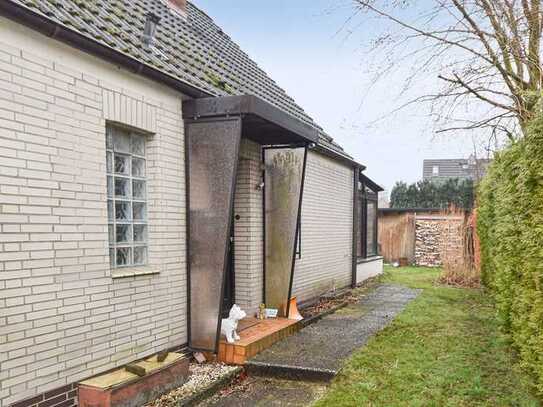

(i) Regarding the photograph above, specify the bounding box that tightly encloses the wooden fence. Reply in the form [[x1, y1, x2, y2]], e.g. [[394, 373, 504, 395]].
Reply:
[[378, 211, 416, 264], [378, 209, 467, 265]]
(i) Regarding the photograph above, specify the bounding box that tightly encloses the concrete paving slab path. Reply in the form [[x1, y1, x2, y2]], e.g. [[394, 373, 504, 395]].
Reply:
[[199, 283, 420, 406], [245, 283, 421, 380]]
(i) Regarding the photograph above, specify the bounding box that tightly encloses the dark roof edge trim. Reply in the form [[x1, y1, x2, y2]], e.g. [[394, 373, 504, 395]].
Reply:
[[183, 95, 320, 144], [183, 95, 367, 168], [0, 0, 212, 99], [313, 144, 365, 169], [360, 173, 384, 192], [379, 208, 462, 213]]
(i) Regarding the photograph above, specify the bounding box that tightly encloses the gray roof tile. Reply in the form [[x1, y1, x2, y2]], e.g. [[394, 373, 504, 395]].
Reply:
[[422, 158, 491, 180], [8, 0, 348, 156]]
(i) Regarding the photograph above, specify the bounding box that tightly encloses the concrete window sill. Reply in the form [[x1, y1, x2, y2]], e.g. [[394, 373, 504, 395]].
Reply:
[[111, 267, 160, 279]]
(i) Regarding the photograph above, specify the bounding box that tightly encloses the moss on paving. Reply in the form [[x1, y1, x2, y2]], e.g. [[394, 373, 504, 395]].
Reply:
[[315, 266, 540, 407], [202, 377, 327, 406], [332, 305, 367, 318]]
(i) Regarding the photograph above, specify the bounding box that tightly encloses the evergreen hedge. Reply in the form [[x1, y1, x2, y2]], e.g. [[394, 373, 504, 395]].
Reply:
[[478, 116, 543, 393], [390, 178, 474, 209]]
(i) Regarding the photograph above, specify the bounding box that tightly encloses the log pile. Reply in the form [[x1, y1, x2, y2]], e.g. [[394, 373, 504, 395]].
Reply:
[[414, 217, 463, 267]]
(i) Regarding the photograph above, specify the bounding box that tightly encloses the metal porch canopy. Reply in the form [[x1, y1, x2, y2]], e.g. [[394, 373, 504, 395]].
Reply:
[[184, 95, 317, 353], [183, 95, 320, 146]]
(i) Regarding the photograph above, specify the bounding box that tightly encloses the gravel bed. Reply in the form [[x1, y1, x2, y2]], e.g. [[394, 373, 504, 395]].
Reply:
[[145, 363, 239, 407]]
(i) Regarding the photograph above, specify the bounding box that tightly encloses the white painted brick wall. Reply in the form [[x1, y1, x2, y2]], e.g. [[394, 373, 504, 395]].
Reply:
[[0, 19, 186, 407], [232, 140, 263, 316], [293, 151, 354, 302]]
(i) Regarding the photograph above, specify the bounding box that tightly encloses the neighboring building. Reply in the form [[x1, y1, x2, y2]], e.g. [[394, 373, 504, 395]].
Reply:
[[423, 155, 491, 182], [0, 1, 383, 406]]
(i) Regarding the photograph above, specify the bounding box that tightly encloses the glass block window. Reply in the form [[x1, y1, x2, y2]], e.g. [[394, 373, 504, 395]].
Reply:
[[106, 126, 148, 268]]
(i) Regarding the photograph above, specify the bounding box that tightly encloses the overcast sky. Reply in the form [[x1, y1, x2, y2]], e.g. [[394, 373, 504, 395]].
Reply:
[[192, 0, 486, 195]]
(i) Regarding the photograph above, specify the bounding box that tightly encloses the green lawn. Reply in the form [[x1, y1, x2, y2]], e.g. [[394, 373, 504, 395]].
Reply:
[[315, 266, 540, 407]]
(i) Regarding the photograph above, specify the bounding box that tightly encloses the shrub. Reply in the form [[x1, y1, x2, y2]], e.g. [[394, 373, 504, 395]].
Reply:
[[439, 208, 481, 288], [478, 116, 543, 393]]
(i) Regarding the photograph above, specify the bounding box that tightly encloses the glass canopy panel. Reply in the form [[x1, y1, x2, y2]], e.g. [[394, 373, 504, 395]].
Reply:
[[187, 118, 241, 352], [264, 147, 307, 316]]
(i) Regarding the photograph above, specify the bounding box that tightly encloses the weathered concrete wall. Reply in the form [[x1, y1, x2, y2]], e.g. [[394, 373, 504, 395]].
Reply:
[[0, 18, 186, 406]]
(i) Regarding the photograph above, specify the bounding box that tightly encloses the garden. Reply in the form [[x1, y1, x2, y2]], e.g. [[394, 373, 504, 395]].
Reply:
[[316, 266, 539, 406]]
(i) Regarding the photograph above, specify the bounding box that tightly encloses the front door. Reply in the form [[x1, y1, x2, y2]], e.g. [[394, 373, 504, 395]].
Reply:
[[222, 220, 235, 317]]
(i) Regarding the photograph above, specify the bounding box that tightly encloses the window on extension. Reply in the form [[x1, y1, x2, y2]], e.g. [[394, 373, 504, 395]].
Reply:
[[365, 195, 378, 257], [357, 184, 379, 259]]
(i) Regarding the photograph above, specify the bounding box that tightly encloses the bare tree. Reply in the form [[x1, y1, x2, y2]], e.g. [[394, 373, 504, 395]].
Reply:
[[351, 0, 542, 140]]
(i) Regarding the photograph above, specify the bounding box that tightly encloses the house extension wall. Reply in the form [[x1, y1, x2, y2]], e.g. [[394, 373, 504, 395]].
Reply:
[[232, 147, 356, 312], [0, 18, 187, 407], [292, 151, 354, 303]]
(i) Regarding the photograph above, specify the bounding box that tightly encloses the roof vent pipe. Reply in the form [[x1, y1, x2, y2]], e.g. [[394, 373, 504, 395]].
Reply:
[[142, 13, 161, 49]]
